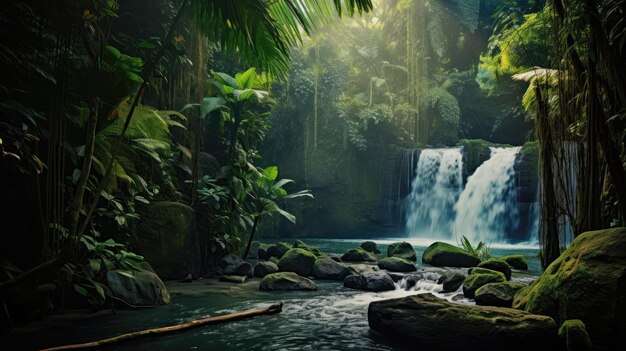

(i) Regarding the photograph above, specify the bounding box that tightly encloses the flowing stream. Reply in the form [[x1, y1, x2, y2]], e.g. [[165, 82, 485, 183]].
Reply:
[[4, 239, 541, 351]]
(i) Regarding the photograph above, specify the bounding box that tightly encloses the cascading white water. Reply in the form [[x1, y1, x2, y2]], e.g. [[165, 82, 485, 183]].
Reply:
[[453, 147, 521, 243], [405, 148, 463, 238]]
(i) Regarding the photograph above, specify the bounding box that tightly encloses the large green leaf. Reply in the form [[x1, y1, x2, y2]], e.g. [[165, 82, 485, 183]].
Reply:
[[201, 97, 226, 118], [263, 166, 278, 180], [235, 68, 257, 89]]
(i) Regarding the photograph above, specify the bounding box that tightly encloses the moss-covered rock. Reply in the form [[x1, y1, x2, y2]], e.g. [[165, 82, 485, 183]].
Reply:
[[377, 257, 417, 272], [259, 272, 317, 291], [368, 293, 559, 350], [107, 270, 170, 306], [266, 242, 291, 259], [344, 271, 395, 292], [360, 240, 381, 253], [219, 254, 244, 268], [348, 264, 380, 275], [475, 282, 525, 307], [269, 256, 280, 265], [277, 248, 316, 276], [498, 254, 528, 270], [468, 266, 504, 276], [559, 320, 592, 351], [341, 248, 378, 262], [463, 271, 506, 298], [311, 257, 351, 280], [387, 242, 417, 262], [437, 271, 466, 293], [513, 228, 626, 350], [477, 260, 512, 280], [422, 242, 480, 267], [254, 261, 279, 278], [136, 201, 200, 280]]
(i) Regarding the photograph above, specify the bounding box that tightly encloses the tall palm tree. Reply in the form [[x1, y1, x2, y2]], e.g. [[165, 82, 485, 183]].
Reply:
[[189, 0, 374, 78]]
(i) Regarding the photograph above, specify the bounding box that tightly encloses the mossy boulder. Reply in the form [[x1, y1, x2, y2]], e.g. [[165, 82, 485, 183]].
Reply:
[[377, 257, 417, 272], [269, 256, 280, 265], [475, 282, 525, 308], [107, 270, 170, 306], [360, 240, 381, 253], [498, 254, 528, 270], [477, 260, 512, 280], [437, 271, 465, 293], [219, 254, 244, 268], [277, 248, 316, 276], [387, 242, 416, 262], [463, 270, 506, 298], [422, 242, 480, 267], [136, 201, 200, 280], [311, 257, 351, 280], [254, 261, 279, 278], [341, 248, 378, 262], [513, 228, 626, 350], [266, 242, 291, 259], [368, 293, 559, 350], [468, 266, 504, 276], [559, 320, 592, 351], [344, 271, 395, 292], [259, 272, 317, 291]]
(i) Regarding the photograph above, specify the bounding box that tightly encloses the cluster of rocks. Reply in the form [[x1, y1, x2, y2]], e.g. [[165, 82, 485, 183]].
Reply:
[[369, 228, 626, 351]]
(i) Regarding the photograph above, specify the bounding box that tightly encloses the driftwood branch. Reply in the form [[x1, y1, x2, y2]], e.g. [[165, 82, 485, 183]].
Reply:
[[39, 303, 283, 351]]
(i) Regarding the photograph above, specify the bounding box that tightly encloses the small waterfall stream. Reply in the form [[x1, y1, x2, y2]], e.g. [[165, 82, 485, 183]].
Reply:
[[405, 148, 463, 238], [453, 147, 521, 243]]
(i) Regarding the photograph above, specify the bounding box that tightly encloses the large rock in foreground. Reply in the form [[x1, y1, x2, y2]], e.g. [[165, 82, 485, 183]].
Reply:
[[422, 242, 480, 267], [513, 228, 626, 351], [368, 293, 558, 351], [387, 242, 416, 262], [107, 270, 170, 306], [311, 257, 351, 280], [277, 248, 316, 276], [377, 257, 417, 272], [259, 272, 317, 291], [344, 271, 395, 292]]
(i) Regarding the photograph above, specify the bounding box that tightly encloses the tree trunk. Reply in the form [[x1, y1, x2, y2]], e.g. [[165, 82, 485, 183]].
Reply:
[[536, 87, 560, 268], [242, 215, 261, 260], [39, 303, 283, 351], [67, 98, 99, 238]]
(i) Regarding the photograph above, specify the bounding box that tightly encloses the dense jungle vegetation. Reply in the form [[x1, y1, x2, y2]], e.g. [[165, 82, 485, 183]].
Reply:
[[0, 0, 625, 350]]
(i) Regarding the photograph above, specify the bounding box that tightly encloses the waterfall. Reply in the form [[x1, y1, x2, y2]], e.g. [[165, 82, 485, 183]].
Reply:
[[405, 148, 463, 239], [453, 147, 521, 243]]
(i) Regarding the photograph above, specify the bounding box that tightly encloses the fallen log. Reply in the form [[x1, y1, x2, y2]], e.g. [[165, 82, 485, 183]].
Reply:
[[40, 302, 283, 351]]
